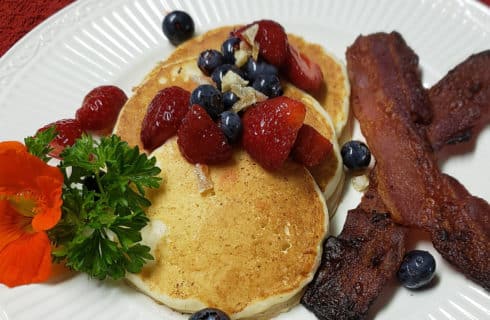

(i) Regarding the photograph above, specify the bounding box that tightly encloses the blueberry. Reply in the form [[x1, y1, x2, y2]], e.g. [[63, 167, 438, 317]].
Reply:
[[198, 50, 224, 76], [252, 74, 283, 98], [190, 85, 223, 119], [189, 308, 230, 320], [211, 64, 245, 90], [218, 111, 242, 143], [221, 37, 241, 64], [162, 11, 195, 46], [243, 58, 278, 81], [397, 250, 436, 289], [222, 91, 239, 110], [340, 140, 371, 170]]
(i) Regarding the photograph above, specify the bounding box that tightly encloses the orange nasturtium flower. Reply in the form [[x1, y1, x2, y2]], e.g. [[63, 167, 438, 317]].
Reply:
[[0, 141, 63, 287]]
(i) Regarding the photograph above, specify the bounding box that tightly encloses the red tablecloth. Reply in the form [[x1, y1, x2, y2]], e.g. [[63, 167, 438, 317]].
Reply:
[[0, 0, 74, 56], [0, 0, 489, 57]]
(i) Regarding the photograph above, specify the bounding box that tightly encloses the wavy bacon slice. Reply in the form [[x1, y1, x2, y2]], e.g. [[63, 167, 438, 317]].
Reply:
[[347, 32, 438, 228], [302, 36, 489, 319], [346, 31, 490, 289], [302, 176, 407, 320], [428, 50, 490, 150]]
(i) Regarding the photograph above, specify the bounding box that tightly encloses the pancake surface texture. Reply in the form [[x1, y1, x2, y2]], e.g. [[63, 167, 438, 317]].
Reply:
[[113, 25, 348, 209], [283, 85, 344, 209], [126, 139, 328, 318], [115, 24, 349, 318]]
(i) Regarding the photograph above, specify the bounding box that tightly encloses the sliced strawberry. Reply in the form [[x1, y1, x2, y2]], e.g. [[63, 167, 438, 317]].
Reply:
[[235, 20, 288, 67], [75, 85, 128, 135], [37, 118, 84, 159], [141, 86, 191, 151], [291, 124, 333, 167], [282, 44, 324, 93], [177, 105, 232, 164], [242, 96, 306, 170]]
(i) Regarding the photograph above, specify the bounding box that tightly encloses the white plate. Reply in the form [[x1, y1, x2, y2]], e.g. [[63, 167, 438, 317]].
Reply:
[[0, 0, 489, 319]]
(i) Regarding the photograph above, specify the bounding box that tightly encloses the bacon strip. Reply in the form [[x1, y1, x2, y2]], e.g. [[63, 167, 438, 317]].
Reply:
[[302, 35, 490, 319], [302, 177, 407, 320], [346, 31, 490, 288], [347, 32, 438, 228], [428, 51, 490, 150]]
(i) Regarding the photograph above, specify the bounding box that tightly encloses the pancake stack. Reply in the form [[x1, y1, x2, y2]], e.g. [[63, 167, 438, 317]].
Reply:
[[114, 25, 350, 319], [126, 140, 327, 318]]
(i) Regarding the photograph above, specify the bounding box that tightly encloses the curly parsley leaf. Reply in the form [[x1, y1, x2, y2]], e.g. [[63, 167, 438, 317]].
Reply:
[[24, 126, 56, 162], [50, 134, 161, 280]]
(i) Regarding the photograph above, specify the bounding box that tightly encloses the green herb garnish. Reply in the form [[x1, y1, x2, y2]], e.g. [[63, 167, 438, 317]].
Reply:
[[28, 133, 162, 280], [24, 126, 56, 162]]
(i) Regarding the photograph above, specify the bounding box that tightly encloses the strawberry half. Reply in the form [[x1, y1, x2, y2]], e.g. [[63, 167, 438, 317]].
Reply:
[[235, 20, 288, 67], [291, 124, 333, 167], [282, 44, 324, 93], [75, 85, 128, 135], [141, 86, 191, 151], [242, 96, 306, 170], [177, 105, 232, 164], [37, 118, 84, 159]]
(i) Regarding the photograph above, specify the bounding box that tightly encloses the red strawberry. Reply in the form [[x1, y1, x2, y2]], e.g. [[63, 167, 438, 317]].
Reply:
[[177, 105, 232, 164], [283, 44, 324, 93], [291, 124, 333, 167], [37, 118, 84, 159], [242, 96, 306, 170], [235, 20, 288, 67], [75, 85, 128, 135], [140, 86, 191, 151]]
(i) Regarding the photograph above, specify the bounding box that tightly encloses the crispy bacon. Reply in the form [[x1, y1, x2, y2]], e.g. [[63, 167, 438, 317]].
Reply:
[[430, 174, 490, 285], [346, 31, 490, 289], [347, 32, 438, 228], [428, 51, 490, 150], [302, 34, 490, 319], [302, 178, 407, 320]]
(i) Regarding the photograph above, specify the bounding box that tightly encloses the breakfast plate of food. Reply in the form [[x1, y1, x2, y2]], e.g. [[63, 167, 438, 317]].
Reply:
[[0, 0, 488, 319]]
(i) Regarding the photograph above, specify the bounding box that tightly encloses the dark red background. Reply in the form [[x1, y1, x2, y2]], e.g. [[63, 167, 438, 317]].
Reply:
[[0, 0, 73, 56], [0, 0, 489, 57]]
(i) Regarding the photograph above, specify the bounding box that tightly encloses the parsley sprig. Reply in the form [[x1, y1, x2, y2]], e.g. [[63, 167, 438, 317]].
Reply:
[[27, 133, 162, 280], [24, 127, 56, 162]]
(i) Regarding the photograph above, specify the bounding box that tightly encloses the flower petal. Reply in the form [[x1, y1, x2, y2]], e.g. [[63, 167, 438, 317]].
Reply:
[[0, 232, 52, 287], [0, 200, 30, 252], [0, 141, 64, 232], [0, 141, 63, 193], [31, 176, 63, 231], [0, 141, 26, 152]]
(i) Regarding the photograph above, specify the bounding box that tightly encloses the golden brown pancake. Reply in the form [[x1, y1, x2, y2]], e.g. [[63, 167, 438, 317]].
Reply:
[[156, 26, 350, 138], [114, 24, 350, 318], [114, 57, 343, 211], [283, 85, 344, 212], [287, 34, 351, 138], [114, 58, 200, 149], [126, 138, 328, 319]]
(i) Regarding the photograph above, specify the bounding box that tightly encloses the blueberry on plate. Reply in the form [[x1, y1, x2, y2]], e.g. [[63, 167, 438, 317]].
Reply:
[[218, 111, 242, 143], [211, 64, 245, 90], [198, 50, 224, 76], [397, 250, 436, 289], [221, 37, 241, 64], [222, 91, 239, 110], [189, 308, 230, 320], [190, 84, 224, 119], [252, 74, 283, 98], [340, 140, 371, 170], [162, 10, 195, 46], [243, 58, 278, 82]]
